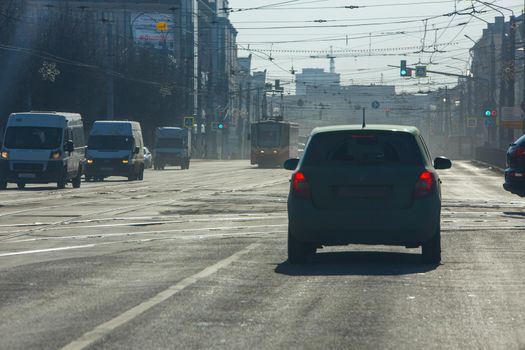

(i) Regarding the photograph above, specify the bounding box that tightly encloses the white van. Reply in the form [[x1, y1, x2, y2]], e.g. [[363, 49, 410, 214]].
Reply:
[[85, 121, 144, 181], [0, 111, 85, 190]]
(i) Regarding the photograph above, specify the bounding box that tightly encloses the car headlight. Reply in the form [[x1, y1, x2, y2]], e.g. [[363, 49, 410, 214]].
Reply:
[[86, 159, 94, 165], [273, 150, 278, 154], [50, 151, 61, 160], [260, 150, 265, 154], [1, 151, 8, 159], [122, 159, 129, 164]]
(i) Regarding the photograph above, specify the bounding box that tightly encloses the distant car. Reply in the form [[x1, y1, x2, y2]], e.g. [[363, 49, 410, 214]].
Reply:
[[284, 125, 452, 264], [504, 135, 525, 196], [144, 147, 153, 169]]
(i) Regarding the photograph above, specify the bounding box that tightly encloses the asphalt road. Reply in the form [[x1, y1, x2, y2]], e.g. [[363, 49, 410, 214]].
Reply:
[[0, 160, 524, 349]]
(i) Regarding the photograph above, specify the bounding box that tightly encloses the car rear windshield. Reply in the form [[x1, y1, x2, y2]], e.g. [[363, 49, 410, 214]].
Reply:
[[302, 130, 423, 166]]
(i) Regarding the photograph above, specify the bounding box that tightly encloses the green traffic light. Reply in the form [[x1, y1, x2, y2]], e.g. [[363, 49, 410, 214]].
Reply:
[[484, 110, 491, 117], [401, 69, 407, 76], [218, 123, 224, 129]]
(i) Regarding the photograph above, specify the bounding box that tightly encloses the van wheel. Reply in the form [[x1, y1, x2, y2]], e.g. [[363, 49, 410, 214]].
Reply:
[[0, 180, 7, 190], [57, 178, 67, 189], [422, 224, 441, 264], [72, 171, 82, 188], [288, 226, 316, 264], [17, 182, 26, 190]]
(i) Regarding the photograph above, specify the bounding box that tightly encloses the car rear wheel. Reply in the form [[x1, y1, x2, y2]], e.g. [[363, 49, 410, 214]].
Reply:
[[422, 224, 441, 264], [288, 226, 316, 264]]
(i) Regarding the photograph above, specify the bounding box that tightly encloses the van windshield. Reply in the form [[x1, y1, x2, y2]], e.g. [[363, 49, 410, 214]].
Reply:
[[88, 135, 133, 150], [4, 126, 62, 149]]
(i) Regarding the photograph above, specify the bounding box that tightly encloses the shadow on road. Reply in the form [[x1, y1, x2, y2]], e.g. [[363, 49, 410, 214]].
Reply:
[[275, 251, 439, 276]]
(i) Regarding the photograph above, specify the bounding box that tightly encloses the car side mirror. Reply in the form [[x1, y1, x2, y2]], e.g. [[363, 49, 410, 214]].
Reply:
[[434, 156, 452, 170], [284, 158, 300, 170], [65, 140, 74, 152]]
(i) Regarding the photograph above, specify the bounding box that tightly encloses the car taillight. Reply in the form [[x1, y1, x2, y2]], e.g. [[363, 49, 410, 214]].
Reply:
[[414, 170, 435, 198], [292, 171, 311, 199], [515, 147, 525, 157]]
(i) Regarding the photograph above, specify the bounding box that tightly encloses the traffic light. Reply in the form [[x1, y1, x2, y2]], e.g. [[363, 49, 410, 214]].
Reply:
[[217, 122, 228, 130], [483, 107, 497, 118], [482, 102, 497, 127], [400, 60, 412, 77]]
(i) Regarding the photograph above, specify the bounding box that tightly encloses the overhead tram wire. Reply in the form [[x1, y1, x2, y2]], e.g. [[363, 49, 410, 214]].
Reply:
[[233, 3, 519, 46], [227, 0, 461, 12]]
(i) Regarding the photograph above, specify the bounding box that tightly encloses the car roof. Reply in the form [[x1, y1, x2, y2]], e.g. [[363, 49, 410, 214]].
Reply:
[[310, 124, 420, 136]]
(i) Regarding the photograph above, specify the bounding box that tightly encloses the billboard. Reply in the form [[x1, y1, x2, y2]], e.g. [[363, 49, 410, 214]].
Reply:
[[131, 13, 175, 51]]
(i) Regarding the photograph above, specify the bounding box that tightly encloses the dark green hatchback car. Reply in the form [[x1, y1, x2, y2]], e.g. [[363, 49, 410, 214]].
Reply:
[[284, 125, 451, 264]]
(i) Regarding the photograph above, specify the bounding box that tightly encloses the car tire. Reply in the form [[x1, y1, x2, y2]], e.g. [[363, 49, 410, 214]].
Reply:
[[0, 180, 7, 190], [422, 224, 441, 264], [288, 226, 316, 264], [17, 182, 25, 190]]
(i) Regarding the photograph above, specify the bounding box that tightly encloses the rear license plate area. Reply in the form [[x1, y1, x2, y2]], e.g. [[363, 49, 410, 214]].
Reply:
[[335, 186, 391, 198]]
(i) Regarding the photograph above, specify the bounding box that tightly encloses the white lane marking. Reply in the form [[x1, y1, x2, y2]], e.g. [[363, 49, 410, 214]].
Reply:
[[0, 245, 95, 257], [7, 224, 287, 243], [60, 243, 260, 350], [0, 230, 285, 258]]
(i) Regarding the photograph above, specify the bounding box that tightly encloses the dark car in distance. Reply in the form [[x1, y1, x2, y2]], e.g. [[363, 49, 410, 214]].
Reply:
[[284, 125, 452, 264], [504, 135, 525, 196]]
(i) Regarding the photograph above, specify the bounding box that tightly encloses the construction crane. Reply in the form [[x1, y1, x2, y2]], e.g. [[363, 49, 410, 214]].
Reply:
[[309, 46, 336, 73]]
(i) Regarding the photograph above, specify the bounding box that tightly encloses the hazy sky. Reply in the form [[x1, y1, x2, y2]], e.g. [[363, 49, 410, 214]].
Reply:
[[228, 0, 524, 93]]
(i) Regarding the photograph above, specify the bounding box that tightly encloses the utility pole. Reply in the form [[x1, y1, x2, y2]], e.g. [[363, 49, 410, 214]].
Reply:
[[523, 3, 525, 134], [502, 16, 516, 146], [104, 18, 114, 120], [490, 33, 496, 145], [445, 86, 450, 138]]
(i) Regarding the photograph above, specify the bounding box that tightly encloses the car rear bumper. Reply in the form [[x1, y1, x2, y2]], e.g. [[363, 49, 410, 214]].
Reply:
[[503, 168, 525, 195], [288, 195, 440, 246]]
